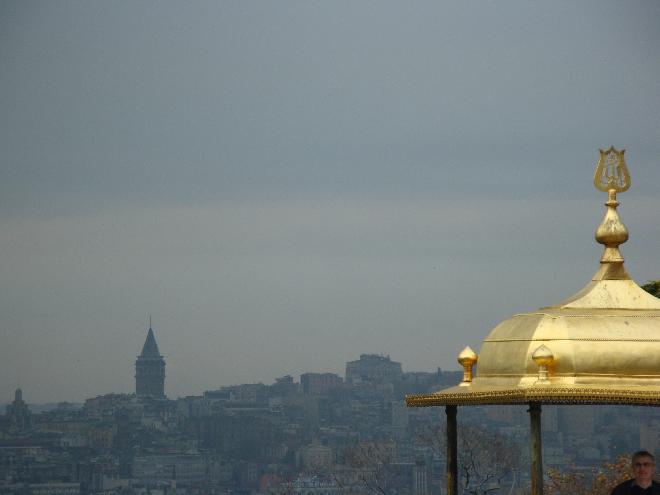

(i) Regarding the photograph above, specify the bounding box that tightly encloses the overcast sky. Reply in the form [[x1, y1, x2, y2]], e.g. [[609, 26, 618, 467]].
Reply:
[[1, 1, 660, 403]]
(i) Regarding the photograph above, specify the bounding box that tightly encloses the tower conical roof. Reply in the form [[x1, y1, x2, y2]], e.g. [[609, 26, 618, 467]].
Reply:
[[407, 148, 660, 407], [139, 327, 162, 358]]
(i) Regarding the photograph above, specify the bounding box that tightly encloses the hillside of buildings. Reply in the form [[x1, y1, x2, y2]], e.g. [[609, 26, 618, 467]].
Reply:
[[2, 350, 658, 495]]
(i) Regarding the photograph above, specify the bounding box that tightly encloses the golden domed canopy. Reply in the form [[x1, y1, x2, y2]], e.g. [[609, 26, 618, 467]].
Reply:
[[407, 148, 660, 407]]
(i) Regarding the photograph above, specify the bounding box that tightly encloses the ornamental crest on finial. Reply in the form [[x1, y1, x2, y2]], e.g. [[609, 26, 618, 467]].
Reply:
[[594, 146, 630, 193]]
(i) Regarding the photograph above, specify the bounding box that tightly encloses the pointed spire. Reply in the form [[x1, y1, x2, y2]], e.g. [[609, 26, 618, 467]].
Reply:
[[136, 319, 166, 398], [140, 325, 162, 358]]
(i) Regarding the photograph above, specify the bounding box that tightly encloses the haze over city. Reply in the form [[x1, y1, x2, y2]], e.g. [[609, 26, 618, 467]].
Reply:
[[2, 1, 660, 403]]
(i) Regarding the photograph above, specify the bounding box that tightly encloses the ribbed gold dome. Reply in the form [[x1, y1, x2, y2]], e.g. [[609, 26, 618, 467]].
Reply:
[[476, 275, 660, 390], [408, 148, 660, 406]]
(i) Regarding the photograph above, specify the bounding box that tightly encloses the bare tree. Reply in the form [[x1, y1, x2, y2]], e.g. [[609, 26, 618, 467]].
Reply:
[[458, 425, 519, 494], [341, 441, 394, 494], [415, 423, 520, 494]]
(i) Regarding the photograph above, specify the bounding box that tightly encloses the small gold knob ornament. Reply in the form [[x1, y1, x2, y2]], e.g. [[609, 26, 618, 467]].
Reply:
[[457, 346, 478, 386]]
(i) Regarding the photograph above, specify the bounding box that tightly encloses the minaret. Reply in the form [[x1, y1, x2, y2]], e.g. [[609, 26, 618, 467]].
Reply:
[[135, 319, 166, 399]]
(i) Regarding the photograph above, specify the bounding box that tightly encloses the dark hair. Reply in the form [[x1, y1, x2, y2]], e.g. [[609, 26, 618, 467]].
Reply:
[[632, 451, 655, 463]]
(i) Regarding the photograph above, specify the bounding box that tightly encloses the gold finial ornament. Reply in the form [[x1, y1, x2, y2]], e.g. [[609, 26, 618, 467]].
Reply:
[[593, 147, 630, 280], [532, 345, 554, 383], [593, 146, 630, 193], [457, 346, 477, 386]]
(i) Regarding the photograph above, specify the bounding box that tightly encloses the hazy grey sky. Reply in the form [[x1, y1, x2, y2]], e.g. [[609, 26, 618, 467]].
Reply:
[[1, 1, 659, 403]]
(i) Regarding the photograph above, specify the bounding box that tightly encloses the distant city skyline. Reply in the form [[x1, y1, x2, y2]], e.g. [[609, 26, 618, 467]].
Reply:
[[3, 333, 442, 405], [2, 1, 660, 403]]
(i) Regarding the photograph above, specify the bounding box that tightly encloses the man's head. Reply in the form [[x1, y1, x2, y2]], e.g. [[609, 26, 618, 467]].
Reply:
[[631, 451, 655, 488]]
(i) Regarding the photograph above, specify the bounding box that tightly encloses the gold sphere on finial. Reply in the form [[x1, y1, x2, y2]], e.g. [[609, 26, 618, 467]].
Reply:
[[532, 345, 554, 383], [457, 346, 478, 386]]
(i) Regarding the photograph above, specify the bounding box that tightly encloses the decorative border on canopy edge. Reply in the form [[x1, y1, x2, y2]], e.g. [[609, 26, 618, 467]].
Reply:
[[406, 388, 660, 407]]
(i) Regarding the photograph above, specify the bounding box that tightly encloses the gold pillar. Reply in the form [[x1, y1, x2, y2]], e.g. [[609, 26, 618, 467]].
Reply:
[[529, 402, 543, 495], [446, 405, 458, 495]]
